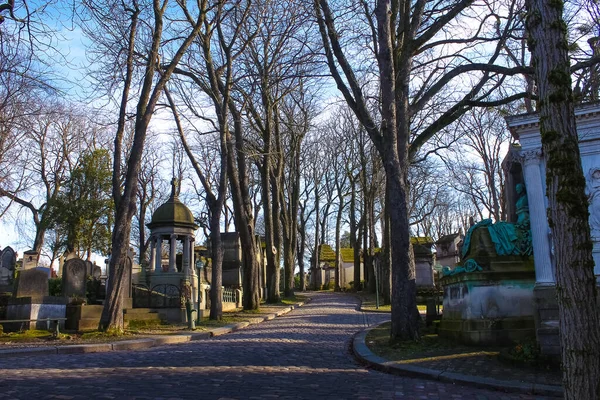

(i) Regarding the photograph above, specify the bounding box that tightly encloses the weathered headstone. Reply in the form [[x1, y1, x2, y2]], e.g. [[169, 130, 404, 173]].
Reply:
[[62, 258, 87, 298], [0, 246, 16, 289], [92, 265, 102, 279], [13, 268, 49, 298], [85, 260, 94, 277]]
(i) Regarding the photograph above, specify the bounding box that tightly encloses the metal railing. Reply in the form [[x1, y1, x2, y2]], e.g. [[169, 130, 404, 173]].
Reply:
[[0, 317, 67, 331], [222, 287, 236, 303], [132, 284, 182, 308]]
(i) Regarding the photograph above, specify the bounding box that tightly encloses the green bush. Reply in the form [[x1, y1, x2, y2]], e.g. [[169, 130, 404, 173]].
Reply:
[[49, 278, 62, 296], [86, 277, 102, 304]]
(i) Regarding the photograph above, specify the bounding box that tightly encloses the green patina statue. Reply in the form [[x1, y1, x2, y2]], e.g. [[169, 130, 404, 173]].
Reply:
[[515, 183, 530, 228], [443, 183, 532, 277]]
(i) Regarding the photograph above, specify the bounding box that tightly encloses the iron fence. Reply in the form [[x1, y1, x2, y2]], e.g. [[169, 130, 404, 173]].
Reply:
[[132, 284, 182, 308]]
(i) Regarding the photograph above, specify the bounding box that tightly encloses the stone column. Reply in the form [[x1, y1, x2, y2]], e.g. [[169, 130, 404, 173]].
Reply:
[[190, 238, 198, 311], [521, 149, 555, 285], [154, 236, 162, 272], [190, 238, 195, 277], [169, 234, 177, 272], [149, 236, 155, 273], [183, 236, 190, 276]]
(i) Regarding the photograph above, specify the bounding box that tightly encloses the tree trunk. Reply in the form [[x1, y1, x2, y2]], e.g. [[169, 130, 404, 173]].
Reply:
[[334, 192, 344, 291], [368, 187, 376, 293], [32, 219, 45, 256], [297, 202, 308, 291], [350, 180, 360, 291], [382, 183, 392, 304], [377, 0, 419, 340], [262, 163, 279, 303], [138, 203, 148, 267], [99, 1, 204, 331], [313, 175, 320, 290], [100, 198, 136, 331], [364, 195, 375, 293], [227, 108, 260, 310], [209, 216, 223, 320], [526, 0, 600, 396]]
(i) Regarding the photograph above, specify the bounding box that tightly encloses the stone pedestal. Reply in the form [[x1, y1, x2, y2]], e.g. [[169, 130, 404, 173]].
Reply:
[[533, 285, 560, 356], [65, 304, 104, 331], [5, 296, 68, 332], [440, 262, 536, 345]]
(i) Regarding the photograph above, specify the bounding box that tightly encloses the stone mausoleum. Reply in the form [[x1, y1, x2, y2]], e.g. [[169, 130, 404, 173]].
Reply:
[[439, 103, 600, 355], [504, 102, 600, 355]]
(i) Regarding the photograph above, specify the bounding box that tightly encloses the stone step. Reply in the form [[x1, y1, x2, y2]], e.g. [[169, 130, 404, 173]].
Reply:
[[124, 308, 159, 315], [124, 313, 162, 322], [76, 318, 100, 331], [541, 319, 559, 328]]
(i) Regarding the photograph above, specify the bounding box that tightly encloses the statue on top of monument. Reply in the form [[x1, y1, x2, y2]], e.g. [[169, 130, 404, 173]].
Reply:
[[515, 183, 530, 229], [460, 182, 533, 264]]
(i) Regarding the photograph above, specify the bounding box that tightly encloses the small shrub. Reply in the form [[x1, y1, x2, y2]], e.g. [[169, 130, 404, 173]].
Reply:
[[86, 277, 102, 304], [69, 296, 86, 305], [49, 278, 62, 296]]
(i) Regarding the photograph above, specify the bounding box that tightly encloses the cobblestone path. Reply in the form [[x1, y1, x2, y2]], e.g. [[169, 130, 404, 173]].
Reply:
[[0, 292, 553, 399]]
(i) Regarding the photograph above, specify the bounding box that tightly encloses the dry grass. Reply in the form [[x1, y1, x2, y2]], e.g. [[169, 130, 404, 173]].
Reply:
[[365, 322, 497, 362], [0, 297, 306, 347]]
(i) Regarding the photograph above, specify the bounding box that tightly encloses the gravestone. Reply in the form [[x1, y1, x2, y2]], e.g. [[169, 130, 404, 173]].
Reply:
[[85, 260, 94, 277], [92, 265, 102, 279], [0, 246, 16, 291], [13, 268, 49, 298], [62, 258, 87, 298], [6, 257, 66, 332], [221, 232, 242, 287]]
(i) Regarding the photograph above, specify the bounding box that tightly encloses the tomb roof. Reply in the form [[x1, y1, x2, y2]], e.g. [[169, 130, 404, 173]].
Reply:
[[147, 179, 197, 230]]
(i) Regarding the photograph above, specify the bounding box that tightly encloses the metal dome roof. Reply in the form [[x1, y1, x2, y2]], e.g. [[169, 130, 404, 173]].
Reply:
[[146, 179, 198, 230]]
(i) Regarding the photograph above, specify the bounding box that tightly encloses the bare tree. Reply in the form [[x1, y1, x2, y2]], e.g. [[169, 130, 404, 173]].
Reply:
[[526, 0, 600, 396], [441, 108, 512, 221], [133, 135, 167, 267], [164, 81, 228, 320], [80, 0, 205, 331], [237, 0, 318, 302], [315, 0, 529, 340], [0, 104, 91, 256]]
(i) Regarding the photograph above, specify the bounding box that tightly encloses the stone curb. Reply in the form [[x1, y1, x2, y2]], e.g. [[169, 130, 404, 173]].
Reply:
[[352, 323, 563, 398], [359, 308, 390, 313], [0, 302, 304, 359]]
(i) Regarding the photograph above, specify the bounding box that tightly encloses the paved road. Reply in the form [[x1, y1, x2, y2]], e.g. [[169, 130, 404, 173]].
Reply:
[[0, 292, 552, 399]]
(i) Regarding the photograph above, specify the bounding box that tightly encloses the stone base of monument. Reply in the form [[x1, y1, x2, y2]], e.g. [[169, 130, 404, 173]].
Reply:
[[124, 308, 163, 326], [439, 263, 536, 346], [146, 271, 184, 287], [5, 296, 68, 332], [0, 285, 13, 295], [65, 304, 104, 331], [533, 285, 560, 356], [66, 301, 136, 331]]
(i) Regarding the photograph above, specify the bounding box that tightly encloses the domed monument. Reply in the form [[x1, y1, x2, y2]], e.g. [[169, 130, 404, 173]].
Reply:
[[145, 178, 198, 307]]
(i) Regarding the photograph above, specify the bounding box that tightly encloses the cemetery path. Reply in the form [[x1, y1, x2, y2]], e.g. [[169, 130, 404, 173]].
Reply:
[[0, 292, 553, 399]]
